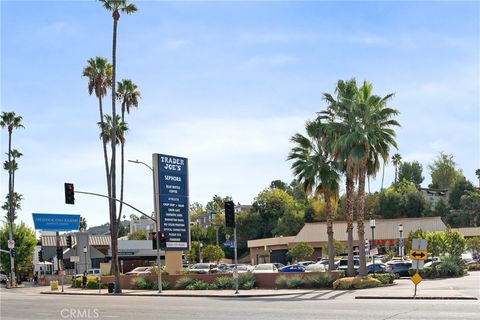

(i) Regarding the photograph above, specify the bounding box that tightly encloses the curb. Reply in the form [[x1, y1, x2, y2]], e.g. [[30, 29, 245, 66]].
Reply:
[[40, 291, 302, 298], [355, 296, 478, 300]]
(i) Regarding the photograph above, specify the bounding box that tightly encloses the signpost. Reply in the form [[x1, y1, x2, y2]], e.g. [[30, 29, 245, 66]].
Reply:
[[410, 238, 428, 297]]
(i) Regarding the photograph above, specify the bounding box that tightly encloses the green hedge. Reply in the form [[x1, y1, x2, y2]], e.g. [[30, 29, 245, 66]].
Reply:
[[186, 280, 209, 290], [414, 256, 465, 279], [369, 273, 394, 284], [304, 273, 333, 288], [333, 277, 382, 290], [275, 275, 304, 289]]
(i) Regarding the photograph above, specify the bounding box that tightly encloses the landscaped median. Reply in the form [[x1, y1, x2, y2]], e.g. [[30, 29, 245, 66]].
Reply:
[[100, 271, 345, 291]]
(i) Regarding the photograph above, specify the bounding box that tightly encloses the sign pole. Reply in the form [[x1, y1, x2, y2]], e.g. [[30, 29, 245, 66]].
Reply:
[[233, 227, 239, 294]]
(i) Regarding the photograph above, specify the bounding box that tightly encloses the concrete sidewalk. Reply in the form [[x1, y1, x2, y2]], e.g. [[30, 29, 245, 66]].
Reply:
[[40, 287, 312, 298]]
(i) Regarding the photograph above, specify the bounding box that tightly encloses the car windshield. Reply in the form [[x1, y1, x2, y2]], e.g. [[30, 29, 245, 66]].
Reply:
[[255, 264, 272, 270]]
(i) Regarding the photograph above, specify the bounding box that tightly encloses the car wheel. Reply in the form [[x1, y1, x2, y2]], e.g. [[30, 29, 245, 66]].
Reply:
[[394, 272, 400, 279]]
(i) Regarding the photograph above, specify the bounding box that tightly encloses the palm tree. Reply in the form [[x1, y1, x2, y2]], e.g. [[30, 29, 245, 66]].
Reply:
[[3, 149, 23, 222], [2, 192, 23, 222], [351, 81, 399, 275], [319, 79, 359, 277], [392, 153, 402, 185], [79, 216, 87, 232], [98, 114, 128, 146], [0, 111, 24, 283], [116, 79, 140, 225], [82, 57, 113, 199], [288, 119, 340, 271], [99, 0, 137, 293], [475, 169, 480, 188]]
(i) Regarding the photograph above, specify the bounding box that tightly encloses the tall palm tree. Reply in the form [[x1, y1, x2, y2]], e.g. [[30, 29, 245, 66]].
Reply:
[[2, 192, 23, 222], [98, 114, 128, 146], [392, 153, 402, 185], [288, 119, 340, 271], [82, 57, 113, 199], [116, 79, 140, 225], [0, 111, 24, 284], [99, 0, 137, 293], [319, 79, 359, 276], [4, 149, 23, 222], [352, 81, 399, 275]]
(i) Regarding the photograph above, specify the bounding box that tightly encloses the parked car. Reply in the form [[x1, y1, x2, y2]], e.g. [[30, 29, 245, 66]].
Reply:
[[297, 261, 315, 266], [76, 268, 101, 278], [304, 262, 326, 272], [386, 261, 412, 278], [337, 259, 360, 273], [279, 264, 306, 272], [252, 263, 278, 273], [188, 263, 217, 274], [125, 267, 152, 276], [226, 264, 251, 273], [366, 263, 386, 274], [272, 263, 285, 270]]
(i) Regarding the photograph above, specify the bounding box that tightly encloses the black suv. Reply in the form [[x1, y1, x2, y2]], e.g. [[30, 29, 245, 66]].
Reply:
[[386, 261, 412, 278]]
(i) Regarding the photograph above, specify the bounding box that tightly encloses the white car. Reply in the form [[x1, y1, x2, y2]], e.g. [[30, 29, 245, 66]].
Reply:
[[252, 263, 278, 273], [125, 267, 152, 276], [304, 262, 326, 272]]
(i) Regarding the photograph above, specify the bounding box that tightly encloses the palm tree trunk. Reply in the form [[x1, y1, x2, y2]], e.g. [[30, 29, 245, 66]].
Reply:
[[110, 15, 121, 294], [118, 103, 126, 229], [7, 129, 15, 283], [356, 159, 368, 276], [346, 170, 355, 277], [381, 160, 385, 190], [325, 191, 335, 271], [98, 97, 111, 199]]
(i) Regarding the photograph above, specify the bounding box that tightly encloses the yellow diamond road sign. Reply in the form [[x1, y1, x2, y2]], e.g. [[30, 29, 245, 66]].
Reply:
[[409, 250, 428, 260], [411, 273, 422, 285]]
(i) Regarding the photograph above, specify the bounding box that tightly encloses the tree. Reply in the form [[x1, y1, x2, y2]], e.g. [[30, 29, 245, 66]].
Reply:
[[391, 153, 402, 186], [116, 79, 140, 223], [98, 0, 137, 293], [288, 118, 340, 271], [0, 222, 36, 275], [201, 244, 225, 263], [448, 178, 474, 210], [79, 216, 87, 231], [426, 231, 447, 257], [406, 229, 428, 253], [428, 152, 463, 189], [2, 192, 23, 222], [476, 169, 480, 188], [398, 161, 424, 186], [0, 111, 24, 283], [445, 230, 466, 258], [458, 190, 480, 227], [287, 242, 314, 262], [252, 188, 297, 238], [322, 239, 346, 257], [128, 230, 147, 240], [269, 180, 289, 192]]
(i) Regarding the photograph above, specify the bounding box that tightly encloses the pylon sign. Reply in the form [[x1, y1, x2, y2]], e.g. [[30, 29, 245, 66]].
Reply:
[[153, 153, 189, 251]]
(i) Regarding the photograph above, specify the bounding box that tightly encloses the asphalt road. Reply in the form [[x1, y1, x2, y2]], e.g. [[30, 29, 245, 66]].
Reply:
[[2, 288, 479, 320]]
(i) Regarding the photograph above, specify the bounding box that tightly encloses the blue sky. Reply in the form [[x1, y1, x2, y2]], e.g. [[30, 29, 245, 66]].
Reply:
[[1, 1, 479, 229]]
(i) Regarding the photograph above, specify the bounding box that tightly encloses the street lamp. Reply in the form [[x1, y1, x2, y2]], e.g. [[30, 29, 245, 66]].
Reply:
[[83, 246, 88, 272], [370, 218, 376, 264], [127, 159, 162, 293], [398, 224, 404, 259]]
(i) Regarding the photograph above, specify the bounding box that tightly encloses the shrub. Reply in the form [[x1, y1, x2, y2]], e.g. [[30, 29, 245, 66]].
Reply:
[[238, 272, 255, 289], [275, 275, 304, 289], [420, 256, 464, 278], [369, 273, 394, 284], [149, 266, 169, 276], [186, 280, 209, 290], [333, 277, 381, 290], [211, 276, 235, 290], [175, 277, 196, 289], [304, 273, 333, 288], [85, 280, 107, 289], [381, 251, 395, 263], [131, 276, 151, 290], [151, 280, 171, 290], [467, 264, 480, 271]]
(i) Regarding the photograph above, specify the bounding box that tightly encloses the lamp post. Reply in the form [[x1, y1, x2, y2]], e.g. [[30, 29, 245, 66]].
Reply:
[[83, 246, 88, 272], [370, 218, 376, 264], [127, 159, 162, 293], [398, 224, 404, 260]]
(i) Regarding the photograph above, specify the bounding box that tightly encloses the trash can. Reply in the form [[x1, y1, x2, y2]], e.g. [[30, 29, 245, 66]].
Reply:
[[108, 283, 115, 293]]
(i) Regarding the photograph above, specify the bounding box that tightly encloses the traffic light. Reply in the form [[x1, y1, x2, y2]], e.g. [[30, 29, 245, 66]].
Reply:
[[11, 248, 16, 258], [151, 232, 157, 250], [38, 249, 44, 262], [66, 235, 72, 248], [224, 201, 235, 228], [159, 231, 167, 248], [64, 183, 75, 205], [56, 246, 63, 260]]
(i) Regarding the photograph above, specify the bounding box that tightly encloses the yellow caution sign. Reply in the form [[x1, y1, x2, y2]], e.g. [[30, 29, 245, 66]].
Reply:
[[409, 250, 428, 260], [50, 280, 59, 291], [411, 273, 422, 285]]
